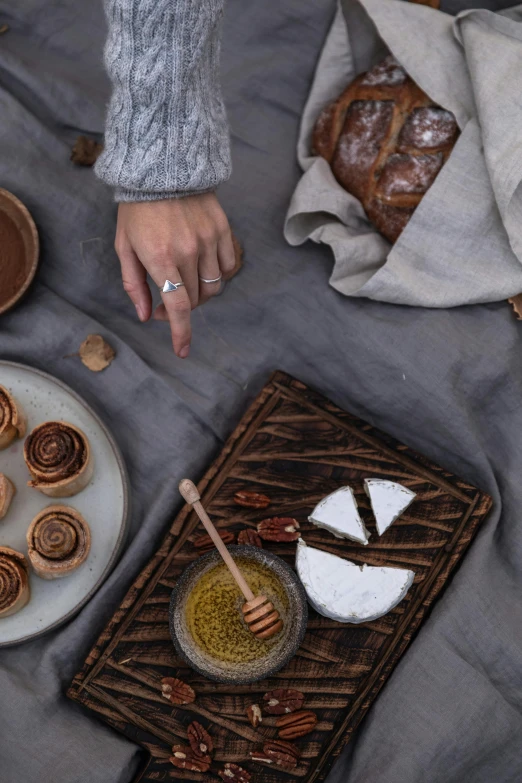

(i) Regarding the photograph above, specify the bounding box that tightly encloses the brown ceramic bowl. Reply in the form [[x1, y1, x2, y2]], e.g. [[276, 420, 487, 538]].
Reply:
[[169, 546, 308, 684], [0, 188, 39, 316]]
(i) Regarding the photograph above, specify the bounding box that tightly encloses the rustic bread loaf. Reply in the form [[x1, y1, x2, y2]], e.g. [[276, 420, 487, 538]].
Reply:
[[312, 56, 459, 243]]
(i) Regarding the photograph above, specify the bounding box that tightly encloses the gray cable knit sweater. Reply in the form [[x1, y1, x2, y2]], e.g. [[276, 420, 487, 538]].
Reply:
[[95, 0, 231, 202]]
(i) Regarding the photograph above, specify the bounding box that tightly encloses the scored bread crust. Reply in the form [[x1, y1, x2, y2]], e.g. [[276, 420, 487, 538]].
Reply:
[[312, 56, 458, 243]]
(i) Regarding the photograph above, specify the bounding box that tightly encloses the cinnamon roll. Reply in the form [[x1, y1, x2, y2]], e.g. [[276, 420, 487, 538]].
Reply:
[[0, 385, 26, 450], [26, 505, 91, 579], [24, 421, 93, 497], [0, 474, 15, 519], [0, 547, 30, 617]]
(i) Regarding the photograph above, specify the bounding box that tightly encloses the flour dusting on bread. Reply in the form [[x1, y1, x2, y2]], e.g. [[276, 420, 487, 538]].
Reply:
[[361, 56, 407, 87], [312, 55, 459, 242]]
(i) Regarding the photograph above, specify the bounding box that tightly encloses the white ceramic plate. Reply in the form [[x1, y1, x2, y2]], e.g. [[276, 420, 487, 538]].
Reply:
[[0, 361, 129, 646]]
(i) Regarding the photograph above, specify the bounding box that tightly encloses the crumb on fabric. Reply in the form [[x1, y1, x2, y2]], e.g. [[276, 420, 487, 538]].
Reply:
[[71, 136, 104, 166]]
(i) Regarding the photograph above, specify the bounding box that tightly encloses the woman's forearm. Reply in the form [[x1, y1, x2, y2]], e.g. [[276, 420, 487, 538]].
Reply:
[[96, 0, 231, 202]]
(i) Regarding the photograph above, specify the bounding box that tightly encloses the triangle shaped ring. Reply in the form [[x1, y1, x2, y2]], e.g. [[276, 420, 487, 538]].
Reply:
[[161, 279, 185, 293]]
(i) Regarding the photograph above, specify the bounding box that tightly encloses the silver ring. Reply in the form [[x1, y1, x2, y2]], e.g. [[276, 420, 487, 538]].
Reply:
[[161, 279, 185, 293], [199, 274, 222, 284]]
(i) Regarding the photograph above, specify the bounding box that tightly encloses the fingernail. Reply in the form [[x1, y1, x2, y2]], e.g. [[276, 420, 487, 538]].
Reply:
[[135, 303, 144, 322], [179, 345, 190, 359]]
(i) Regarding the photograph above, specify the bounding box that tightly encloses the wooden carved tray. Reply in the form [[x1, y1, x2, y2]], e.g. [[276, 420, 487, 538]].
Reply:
[[68, 372, 492, 783]]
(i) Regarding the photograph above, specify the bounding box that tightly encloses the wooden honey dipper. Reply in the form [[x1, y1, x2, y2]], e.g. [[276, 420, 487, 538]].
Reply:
[[179, 479, 283, 640]]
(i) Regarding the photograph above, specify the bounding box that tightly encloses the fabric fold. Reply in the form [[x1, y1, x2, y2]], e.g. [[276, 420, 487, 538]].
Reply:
[[284, 0, 522, 307], [455, 9, 522, 261]]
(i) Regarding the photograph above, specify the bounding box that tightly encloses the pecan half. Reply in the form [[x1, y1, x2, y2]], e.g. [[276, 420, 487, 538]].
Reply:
[[264, 739, 300, 759], [187, 721, 213, 757], [276, 710, 318, 739], [246, 703, 263, 727], [257, 517, 300, 542], [218, 763, 251, 782], [170, 744, 211, 772], [234, 490, 271, 509], [263, 740, 300, 770], [161, 677, 195, 705], [238, 528, 263, 548], [249, 751, 274, 765], [263, 688, 304, 714], [194, 530, 235, 551]]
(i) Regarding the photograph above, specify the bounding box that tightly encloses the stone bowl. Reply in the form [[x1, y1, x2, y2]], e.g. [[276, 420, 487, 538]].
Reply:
[[0, 189, 39, 316], [169, 545, 308, 684]]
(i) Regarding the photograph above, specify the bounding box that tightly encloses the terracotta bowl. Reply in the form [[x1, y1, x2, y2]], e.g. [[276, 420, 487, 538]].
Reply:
[[169, 545, 308, 684], [0, 188, 39, 316]]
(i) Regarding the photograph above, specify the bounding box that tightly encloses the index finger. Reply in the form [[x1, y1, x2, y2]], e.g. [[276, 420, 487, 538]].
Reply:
[[161, 273, 192, 359]]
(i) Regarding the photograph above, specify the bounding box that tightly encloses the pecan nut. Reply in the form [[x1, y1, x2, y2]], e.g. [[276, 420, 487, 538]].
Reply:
[[238, 528, 263, 548], [161, 677, 196, 705], [170, 744, 211, 772], [187, 721, 213, 757], [276, 710, 318, 739], [264, 739, 300, 759], [249, 751, 274, 765], [194, 530, 235, 551], [218, 763, 251, 782], [263, 688, 304, 714], [257, 517, 300, 542], [234, 490, 271, 509], [246, 703, 263, 727], [263, 740, 300, 770]]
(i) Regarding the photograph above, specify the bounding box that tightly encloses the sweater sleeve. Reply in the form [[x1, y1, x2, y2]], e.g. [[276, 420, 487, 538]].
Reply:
[[95, 0, 231, 202]]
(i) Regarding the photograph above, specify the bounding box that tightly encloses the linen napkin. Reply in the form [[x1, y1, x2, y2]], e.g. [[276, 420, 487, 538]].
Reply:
[[284, 0, 522, 307]]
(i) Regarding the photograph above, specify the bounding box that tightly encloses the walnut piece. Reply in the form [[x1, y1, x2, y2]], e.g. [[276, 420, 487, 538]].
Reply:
[[79, 334, 115, 372]]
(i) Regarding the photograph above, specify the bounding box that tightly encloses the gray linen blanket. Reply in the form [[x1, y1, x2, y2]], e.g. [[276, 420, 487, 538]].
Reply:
[[285, 0, 522, 307], [0, 1, 521, 782]]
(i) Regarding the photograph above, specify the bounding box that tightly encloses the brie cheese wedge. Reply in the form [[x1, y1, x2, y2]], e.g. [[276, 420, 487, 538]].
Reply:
[[295, 540, 414, 623], [364, 479, 416, 536], [308, 486, 370, 545]]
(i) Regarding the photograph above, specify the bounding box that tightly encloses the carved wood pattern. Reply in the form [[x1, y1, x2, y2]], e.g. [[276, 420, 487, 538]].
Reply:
[[68, 372, 492, 783]]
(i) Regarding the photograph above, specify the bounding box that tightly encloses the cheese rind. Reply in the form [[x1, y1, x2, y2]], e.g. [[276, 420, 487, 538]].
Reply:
[[364, 479, 416, 535], [295, 539, 414, 623], [308, 486, 370, 545]]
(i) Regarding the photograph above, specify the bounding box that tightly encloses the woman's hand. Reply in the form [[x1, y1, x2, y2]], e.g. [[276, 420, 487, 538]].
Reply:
[[115, 193, 236, 358]]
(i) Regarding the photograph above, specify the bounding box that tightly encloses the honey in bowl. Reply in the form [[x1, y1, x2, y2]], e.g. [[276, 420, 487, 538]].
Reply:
[[185, 557, 288, 664], [170, 546, 308, 684]]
